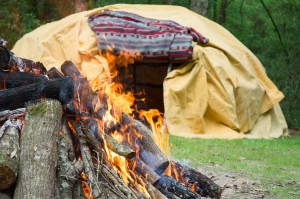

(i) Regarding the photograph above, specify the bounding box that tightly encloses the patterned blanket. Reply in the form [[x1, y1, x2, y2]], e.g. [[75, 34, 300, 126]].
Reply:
[[88, 10, 208, 62]]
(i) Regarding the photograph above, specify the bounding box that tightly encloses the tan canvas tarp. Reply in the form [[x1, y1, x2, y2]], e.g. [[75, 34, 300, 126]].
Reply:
[[12, 4, 288, 139]]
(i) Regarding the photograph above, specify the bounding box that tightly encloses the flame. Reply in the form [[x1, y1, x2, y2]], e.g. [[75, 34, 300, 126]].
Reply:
[[81, 172, 93, 199], [139, 109, 170, 157], [68, 39, 170, 198]]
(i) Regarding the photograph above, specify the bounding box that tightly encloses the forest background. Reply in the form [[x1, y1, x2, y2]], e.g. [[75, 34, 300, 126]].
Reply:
[[0, 0, 299, 129]]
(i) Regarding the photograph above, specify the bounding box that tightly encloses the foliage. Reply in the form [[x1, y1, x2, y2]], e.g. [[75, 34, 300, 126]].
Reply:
[[170, 135, 300, 198], [0, 0, 298, 127], [221, 0, 300, 127]]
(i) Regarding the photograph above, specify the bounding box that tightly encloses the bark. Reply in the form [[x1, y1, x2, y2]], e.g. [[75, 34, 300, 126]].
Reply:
[[56, 118, 77, 199], [0, 71, 47, 89], [169, 160, 222, 198], [190, 0, 209, 17], [0, 77, 74, 111], [0, 193, 11, 199], [154, 175, 201, 199], [14, 99, 62, 199], [0, 127, 19, 190]]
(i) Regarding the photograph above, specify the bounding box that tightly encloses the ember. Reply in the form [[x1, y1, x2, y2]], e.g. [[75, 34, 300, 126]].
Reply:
[[0, 43, 221, 199]]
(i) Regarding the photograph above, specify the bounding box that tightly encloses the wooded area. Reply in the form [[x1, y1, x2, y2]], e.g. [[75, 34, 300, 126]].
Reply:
[[0, 0, 299, 128]]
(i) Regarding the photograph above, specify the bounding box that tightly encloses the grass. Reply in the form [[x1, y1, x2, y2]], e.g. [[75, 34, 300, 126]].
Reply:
[[169, 135, 300, 198]]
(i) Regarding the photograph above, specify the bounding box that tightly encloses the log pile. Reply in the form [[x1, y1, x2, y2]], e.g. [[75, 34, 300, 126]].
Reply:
[[0, 45, 222, 198]]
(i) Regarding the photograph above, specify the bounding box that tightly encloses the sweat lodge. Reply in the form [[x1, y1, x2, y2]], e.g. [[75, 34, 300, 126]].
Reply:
[[12, 4, 288, 139]]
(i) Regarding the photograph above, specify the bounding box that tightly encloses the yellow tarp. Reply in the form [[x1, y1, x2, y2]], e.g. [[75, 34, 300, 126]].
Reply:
[[12, 4, 288, 139]]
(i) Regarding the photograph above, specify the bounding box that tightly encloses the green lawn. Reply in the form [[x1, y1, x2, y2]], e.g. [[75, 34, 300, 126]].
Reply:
[[169, 135, 300, 198]]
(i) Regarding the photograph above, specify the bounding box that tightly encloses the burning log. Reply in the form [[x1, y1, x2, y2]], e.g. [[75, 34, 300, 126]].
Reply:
[[169, 161, 222, 199], [0, 76, 74, 111], [0, 126, 19, 190], [154, 175, 202, 199], [129, 158, 160, 185], [103, 133, 136, 159], [78, 135, 103, 198], [0, 45, 46, 74], [14, 99, 62, 199], [80, 123, 136, 160], [61, 60, 169, 175], [0, 71, 47, 89]]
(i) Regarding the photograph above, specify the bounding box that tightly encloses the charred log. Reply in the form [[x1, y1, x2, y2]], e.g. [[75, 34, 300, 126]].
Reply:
[[170, 161, 222, 198], [0, 46, 46, 74], [0, 71, 48, 89], [14, 99, 62, 199], [47, 67, 64, 79], [0, 127, 19, 190], [154, 175, 202, 199], [0, 76, 74, 111]]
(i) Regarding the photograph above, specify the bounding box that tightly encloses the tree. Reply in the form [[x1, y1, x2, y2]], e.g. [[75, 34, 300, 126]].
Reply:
[[218, 0, 227, 25], [190, 0, 209, 17]]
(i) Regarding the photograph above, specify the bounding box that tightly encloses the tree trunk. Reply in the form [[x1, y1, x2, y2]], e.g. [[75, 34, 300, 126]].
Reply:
[[213, 0, 217, 21], [0, 127, 19, 190], [167, 0, 174, 5], [190, 0, 209, 17], [14, 99, 62, 199], [218, 0, 227, 25]]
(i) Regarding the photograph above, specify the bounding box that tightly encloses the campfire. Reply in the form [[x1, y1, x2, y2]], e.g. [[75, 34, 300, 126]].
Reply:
[[0, 42, 221, 198]]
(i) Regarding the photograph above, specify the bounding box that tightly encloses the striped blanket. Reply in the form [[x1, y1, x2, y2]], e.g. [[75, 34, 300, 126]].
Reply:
[[88, 10, 208, 62]]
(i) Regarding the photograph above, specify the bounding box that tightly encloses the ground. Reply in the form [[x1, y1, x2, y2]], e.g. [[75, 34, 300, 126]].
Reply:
[[169, 131, 300, 199]]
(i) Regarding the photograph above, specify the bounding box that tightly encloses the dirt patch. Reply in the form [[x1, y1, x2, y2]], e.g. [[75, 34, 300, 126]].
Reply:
[[289, 128, 300, 136], [196, 166, 271, 199]]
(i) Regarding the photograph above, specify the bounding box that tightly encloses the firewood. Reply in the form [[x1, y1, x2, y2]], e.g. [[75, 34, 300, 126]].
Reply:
[[56, 118, 77, 199], [47, 67, 64, 79], [169, 160, 222, 198], [0, 126, 19, 190], [0, 46, 46, 74], [129, 158, 160, 184], [154, 175, 202, 199], [0, 76, 74, 111], [128, 178, 150, 199], [0, 108, 25, 122], [0, 46, 10, 69], [101, 166, 133, 199], [0, 71, 47, 89], [61, 60, 169, 174], [142, 178, 168, 199], [78, 135, 103, 198], [104, 133, 136, 159], [14, 99, 62, 199]]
